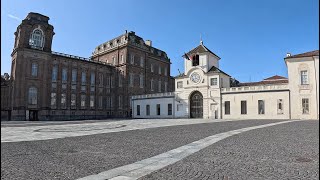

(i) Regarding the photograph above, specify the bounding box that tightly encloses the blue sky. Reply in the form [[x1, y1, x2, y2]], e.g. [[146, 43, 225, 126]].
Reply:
[[1, 0, 319, 82]]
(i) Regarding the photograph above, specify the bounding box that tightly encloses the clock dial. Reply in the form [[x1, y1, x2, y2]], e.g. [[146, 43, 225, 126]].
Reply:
[[190, 72, 201, 83]]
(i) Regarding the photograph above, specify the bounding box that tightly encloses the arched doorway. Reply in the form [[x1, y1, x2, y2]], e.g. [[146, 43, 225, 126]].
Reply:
[[190, 91, 203, 118]]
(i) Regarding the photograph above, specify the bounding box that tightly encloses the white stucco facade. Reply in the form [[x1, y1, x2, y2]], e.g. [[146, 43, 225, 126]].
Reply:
[[132, 45, 319, 120]]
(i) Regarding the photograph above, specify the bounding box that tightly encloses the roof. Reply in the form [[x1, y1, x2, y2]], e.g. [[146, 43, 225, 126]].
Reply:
[[184, 43, 220, 59], [239, 75, 288, 86], [285, 50, 319, 59], [208, 66, 231, 77]]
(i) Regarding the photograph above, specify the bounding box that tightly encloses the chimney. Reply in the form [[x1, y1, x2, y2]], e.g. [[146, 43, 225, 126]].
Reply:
[[286, 53, 291, 57], [145, 40, 152, 47]]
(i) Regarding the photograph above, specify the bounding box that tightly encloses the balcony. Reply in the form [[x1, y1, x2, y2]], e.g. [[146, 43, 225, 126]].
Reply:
[[132, 92, 175, 100], [221, 84, 289, 93]]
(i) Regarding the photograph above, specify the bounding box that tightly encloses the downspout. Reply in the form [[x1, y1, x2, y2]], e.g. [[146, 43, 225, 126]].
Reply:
[[289, 90, 291, 119], [313, 58, 319, 119]]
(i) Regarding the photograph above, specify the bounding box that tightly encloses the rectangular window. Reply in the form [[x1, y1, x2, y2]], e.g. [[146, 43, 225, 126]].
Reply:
[[151, 64, 154, 72], [31, 63, 38, 77], [118, 96, 122, 109], [81, 72, 86, 85], [157, 104, 161, 115], [137, 105, 140, 116], [177, 104, 183, 111], [71, 94, 76, 109], [241, 101, 247, 114], [140, 57, 144, 67], [119, 74, 122, 87], [140, 74, 144, 88], [151, 79, 154, 91], [106, 76, 110, 87], [61, 93, 66, 109], [62, 68, 67, 82], [164, 67, 167, 76], [106, 96, 111, 108], [158, 80, 161, 92], [177, 81, 183, 89], [112, 57, 116, 65], [164, 82, 168, 92], [159, 66, 161, 74], [111, 96, 114, 108], [90, 95, 94, 108], [99, 73, 103, 86], [277, 99, 284, 114], [131, 54, 135, 64], [211, 78, 218, 86], [146, 105, 150, 116], [111, 76, 115, 88], [168, 104, 172, 115], [52, 65, 58, 82], [225, 101, 230, 115], [121, 55, 124, 64], [302, 98, 309, 114], [258, 100, 265, 114], [81, 95, 86, 108], [220, 78, 223, 87], [72, 69, 77, 83], [51, 93, 56, 109], [129, 73, 134, 87], [91, 72, 95, 85], [98, 96, 103, 109], [301, 70, 308, 85]]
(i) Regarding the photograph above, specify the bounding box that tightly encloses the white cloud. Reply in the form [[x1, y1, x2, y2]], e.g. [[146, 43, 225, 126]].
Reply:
[[7, 14, 22, 21]]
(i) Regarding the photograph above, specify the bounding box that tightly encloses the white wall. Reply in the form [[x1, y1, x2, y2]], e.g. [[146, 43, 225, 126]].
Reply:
[[222, 91, 290, 119], [132, 97, 174, 119]]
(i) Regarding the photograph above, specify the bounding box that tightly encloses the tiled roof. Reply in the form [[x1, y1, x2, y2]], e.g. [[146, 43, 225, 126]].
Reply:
[[285, 50, 319, 59], [239, 75, 288, 86], [184, 43, 220, 59], [208, 66, 231, 77]]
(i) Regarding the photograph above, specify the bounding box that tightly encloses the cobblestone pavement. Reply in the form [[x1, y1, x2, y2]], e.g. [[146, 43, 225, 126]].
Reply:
[[140, 120, 319, 180], [1, 119, 284, 180]]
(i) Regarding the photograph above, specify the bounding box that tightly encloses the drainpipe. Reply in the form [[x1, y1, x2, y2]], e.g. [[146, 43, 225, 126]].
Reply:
[[313, 58, 319, 119]]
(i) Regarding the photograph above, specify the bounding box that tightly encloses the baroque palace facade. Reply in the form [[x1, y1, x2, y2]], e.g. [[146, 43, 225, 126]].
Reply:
[[132, 43, 319, 120], [1, 12, 174, 121]]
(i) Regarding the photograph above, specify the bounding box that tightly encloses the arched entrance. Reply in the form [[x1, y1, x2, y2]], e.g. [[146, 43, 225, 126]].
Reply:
[[190, 91, 203, 118]]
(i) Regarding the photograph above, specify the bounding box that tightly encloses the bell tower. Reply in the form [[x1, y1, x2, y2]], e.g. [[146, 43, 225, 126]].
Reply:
[[12, 12, 54, 53]]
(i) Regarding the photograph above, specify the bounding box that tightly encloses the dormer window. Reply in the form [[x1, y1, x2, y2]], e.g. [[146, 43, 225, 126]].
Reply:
[[29, 29, 45, 50], [192, 55, 199, 66]]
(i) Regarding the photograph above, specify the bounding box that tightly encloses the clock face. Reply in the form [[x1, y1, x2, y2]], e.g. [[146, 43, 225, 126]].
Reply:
[[190, 72, 201, 83]]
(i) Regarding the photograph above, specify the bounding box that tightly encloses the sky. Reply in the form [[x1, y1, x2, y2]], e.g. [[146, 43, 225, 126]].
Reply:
[[1, 0, 319, 82]]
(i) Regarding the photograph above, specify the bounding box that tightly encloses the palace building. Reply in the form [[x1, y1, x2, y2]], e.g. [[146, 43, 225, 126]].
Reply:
[[132, 42, 319, 120], [0, 12, 174, 121]]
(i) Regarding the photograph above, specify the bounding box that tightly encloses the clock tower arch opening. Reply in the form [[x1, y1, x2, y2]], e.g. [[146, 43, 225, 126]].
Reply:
[[189, 91, 203, 118]]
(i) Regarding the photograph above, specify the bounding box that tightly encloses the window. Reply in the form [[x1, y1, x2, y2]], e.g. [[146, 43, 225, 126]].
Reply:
[[62, 68, 67, 82], [177, 104, 183, 111], [81, 72, 86, 85], [211, 78, 218, 86], [151, 79, 154, 91], [91, 72, 95, 86], [71, 94, 76, 109], [164, 82, 168, 92], [31, 63, 38, 77], [177, 81, 183, 89], [129, 73, 134, 87], [258, 100, 265, 114], [241, 101, 247, 114], [72, 69, 77, 83], [118, 96, 122, 109], [111, 96, 114, 108], [111, 76, 115, 88], [301, 70, 308, 85], [106, 96, 111, 108], [159, 66, 161, 74], [164, 68, 168, 76], [225, 101, 230, 115], [112, 57, 116, 65], [29, 29, 44, 49], [98, 73, 103, 86], [28, 87, 37, 105], [302, 98, 309, 114], [151, 64, 154, 72], [220, 78, 223, 87], [140, 57, 144, 67], [51, 93, 56, 109], [119, 73, 122, 87], [158, 80, 161, 92], [140, 74, 144, 88], [120, 55, 124, 64], [81, 95, 86, 108], [52, 65, 58, 82], [168, 104, 172, 115], [131, 54, 135, 64], [157, 104, 161, 115], [277, 99, 283, 114], [137, 105, 140, 116], [61, 93, 66, 109], [146, 105, 150, 116], [106, 76, 110, 87], [90, 95, 94, 108], [192, 55, 199, 66]]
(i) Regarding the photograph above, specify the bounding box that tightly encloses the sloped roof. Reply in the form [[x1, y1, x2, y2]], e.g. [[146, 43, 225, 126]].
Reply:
[[239, 75, 288, 86], [208, 66, 231, 77], [285, 50, 319, 59], [184, 43, 220, 59]]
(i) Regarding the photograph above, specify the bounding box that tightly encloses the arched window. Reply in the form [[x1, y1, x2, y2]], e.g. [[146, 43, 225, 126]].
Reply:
[[192, 55, 199, 66], [29, 29, 45, 49], [28, 87, 37, 105]]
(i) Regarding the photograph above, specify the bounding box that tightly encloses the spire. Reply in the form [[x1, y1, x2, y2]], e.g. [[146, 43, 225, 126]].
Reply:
[[200, 33, 203, 45]]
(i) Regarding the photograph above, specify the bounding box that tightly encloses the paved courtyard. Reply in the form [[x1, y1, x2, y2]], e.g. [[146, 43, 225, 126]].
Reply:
[[1, 119, 319, 180]]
